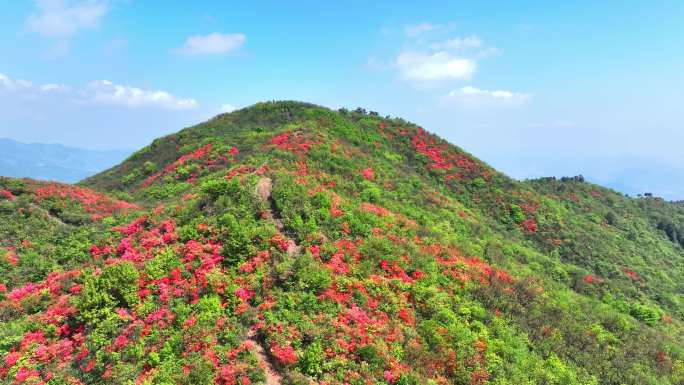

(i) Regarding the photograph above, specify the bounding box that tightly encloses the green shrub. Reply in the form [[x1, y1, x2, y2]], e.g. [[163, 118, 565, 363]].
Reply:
[[300, 340, 324, 376]]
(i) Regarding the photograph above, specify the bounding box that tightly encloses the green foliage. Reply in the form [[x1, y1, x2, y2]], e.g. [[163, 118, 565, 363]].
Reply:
[[510, 204, 525, 223], [201, 178, 236, 198], [194, 295, 224, 326], [300, 340, 324, 376], [292, 253, 331, 293], [629, 303, 660, 326], [145, 247, 182, 280], [143, 161, 158, 174], [2, 102, 684, 385], [77, 261, 140, 323]]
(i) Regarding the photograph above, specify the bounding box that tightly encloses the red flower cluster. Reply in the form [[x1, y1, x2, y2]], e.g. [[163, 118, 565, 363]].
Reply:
[[5, 270, 79, 302], [398, 308, 415, 326], [239, 251, 270, 274], [360, 202, 389, 217], [142, 143, 240, 188], [1, 247, 18, 266], [270, 131, 321, 155], [521, 218, 538, 233], [330, 197, 344, 218], [411, 128, 485, 182], [624, 269, 641, 281], [0, 189, 16, 201], [581, 274, 604, 286], [235, 287, 255, 301], [379, 260, 414, 284], [0, 270, 83, 383], [32, 183, 138, 220], [361, 168, 375, 180], [432, 245, 516, 290], [271, 344, 297, 365]]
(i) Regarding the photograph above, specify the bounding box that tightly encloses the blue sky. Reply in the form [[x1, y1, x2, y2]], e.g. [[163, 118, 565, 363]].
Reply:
[[1, 1, 683, 198]]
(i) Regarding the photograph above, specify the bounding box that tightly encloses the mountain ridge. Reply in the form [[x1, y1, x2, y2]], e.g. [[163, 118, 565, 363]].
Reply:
[[0, 137, 131, 183], [1, 100, 683, 385]]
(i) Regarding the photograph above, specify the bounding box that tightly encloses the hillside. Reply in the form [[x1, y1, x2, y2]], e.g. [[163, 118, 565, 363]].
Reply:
[[1, 101, 684, 385], [0, 138, 130, 183]]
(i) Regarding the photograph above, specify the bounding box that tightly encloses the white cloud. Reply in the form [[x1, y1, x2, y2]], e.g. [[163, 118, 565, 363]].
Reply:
[[430, 35, 482, 50], [404, 22, 443, 37], [1, 73, 71, 95], [1, 73, 199, 110], [396, 51, 476, 83], [444, 86, 530, 106], [430, 35, 500, 58], [40, 83, 69, 92], [82, 80, 198, 110], [175, 33, 246, 56], [0, 73, 33, 91], [220, 104, 237, 113], [26, 0, 109, 38], [387, 28, 499, 87]]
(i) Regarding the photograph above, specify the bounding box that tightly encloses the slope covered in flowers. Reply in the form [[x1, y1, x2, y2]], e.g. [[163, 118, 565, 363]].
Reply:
[[1, 101, 684, 385]]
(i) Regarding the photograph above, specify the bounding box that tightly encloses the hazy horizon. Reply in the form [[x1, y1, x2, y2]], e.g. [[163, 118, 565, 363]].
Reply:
[[1, 1, 682, 198], [2, 126, 681, 202]]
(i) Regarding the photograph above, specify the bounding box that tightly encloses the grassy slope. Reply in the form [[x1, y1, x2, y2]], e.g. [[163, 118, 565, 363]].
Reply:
[[0, 101, 682, 385]]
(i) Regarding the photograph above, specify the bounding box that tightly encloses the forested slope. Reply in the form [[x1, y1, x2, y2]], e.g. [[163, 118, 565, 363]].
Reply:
[[1, 101, 683, 385]]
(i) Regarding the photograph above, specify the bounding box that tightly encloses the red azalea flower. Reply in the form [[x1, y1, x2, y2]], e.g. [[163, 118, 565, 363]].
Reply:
[[623, 269, 641, 281], [0, 189, 16, 201], [3, 352, 20, 367], [15, 367, 40, 382], [384, 370, 397, 384], [361, 168, 374, 180], [235, 287, 255, 301], [521, 218, 538, 233], [271, 344, 297, 365]]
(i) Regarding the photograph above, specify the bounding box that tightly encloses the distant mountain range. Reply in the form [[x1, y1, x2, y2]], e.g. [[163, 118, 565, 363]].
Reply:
[[0, 138, 131, 183]]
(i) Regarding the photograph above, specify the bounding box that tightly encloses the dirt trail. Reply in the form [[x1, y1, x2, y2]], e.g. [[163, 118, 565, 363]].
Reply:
[[255, 177, 301, 257], [29, 203, 67, 227], [249, 177, 305, 385], [256, 178, 273, 203], [246, 329, 282, 385]]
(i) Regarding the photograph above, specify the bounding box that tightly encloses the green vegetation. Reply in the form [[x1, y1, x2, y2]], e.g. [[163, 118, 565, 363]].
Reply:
[[0, 101, 683, 384]]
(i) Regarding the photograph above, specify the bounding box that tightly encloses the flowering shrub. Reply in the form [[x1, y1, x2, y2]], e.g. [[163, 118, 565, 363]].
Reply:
[[141, 143, 240, 188], [270, 130, 321, 155], [0, 102, 681, 385], [0, 189, 15, 201], [1, 247, 18, 265], [271, 344, 298, 365], [361, 168, 375, 180], [521, 218, 538, 233], [25, 181, 138, 221], [410, 128, 487, 182], [624, 269, 641, 281]]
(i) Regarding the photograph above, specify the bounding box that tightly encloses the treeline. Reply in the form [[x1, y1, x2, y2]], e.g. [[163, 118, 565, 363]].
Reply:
[[656, 218, 684, 249]]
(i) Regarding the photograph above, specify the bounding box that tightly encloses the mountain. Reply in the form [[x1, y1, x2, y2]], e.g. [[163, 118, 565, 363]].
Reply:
[[1, 101, 684, 385], [0, 138, 131, 183]]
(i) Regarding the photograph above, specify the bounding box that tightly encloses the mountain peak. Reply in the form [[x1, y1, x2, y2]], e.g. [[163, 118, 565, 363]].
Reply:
[[83, 100, 494, 193]]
